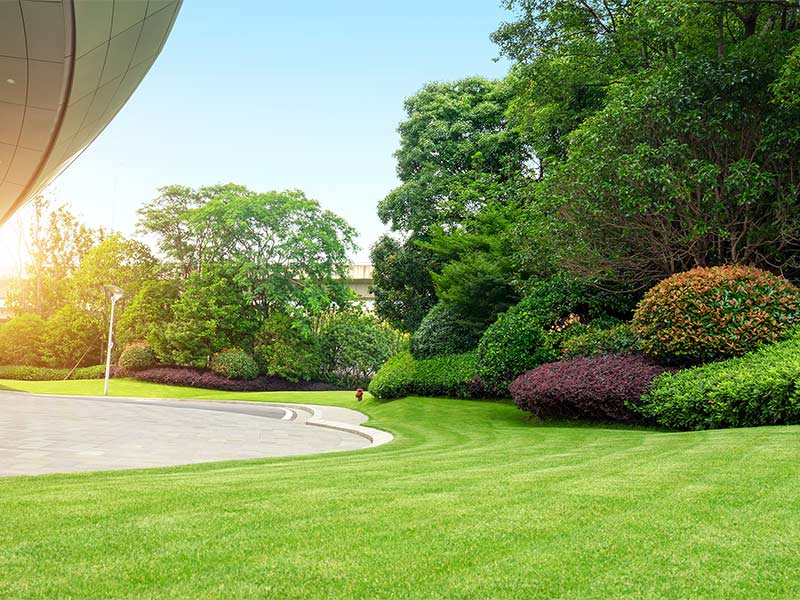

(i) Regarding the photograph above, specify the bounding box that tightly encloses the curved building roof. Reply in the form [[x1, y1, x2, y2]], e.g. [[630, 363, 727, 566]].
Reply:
[[0, 0, 182, 225]]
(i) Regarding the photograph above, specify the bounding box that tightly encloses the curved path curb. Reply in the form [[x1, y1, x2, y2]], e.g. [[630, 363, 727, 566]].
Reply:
[[28, 394, 393, 449], [0, 392, 393, 476], [268, 402, 394, 448]]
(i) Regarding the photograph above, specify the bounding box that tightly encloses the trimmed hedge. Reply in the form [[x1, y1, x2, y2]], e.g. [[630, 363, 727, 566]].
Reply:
[[410, 303, 480, 359], [639, 336, 800, 430], [0, 364, 106, 381], [118, 342, 157, 372], [209, 348, 259, 380], [561, 323, 639, 359], [133, 367, 342, 392], [510, 354, 672, 422], [633, 265, 800, 365], [368, 351, 479, 400]]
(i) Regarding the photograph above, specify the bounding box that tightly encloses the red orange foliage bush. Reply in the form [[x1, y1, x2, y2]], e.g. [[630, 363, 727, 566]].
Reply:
[[632, 265, 800, 365]]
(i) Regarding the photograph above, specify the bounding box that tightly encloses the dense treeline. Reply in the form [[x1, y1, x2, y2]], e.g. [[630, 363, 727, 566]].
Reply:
[[1, 189, 404, 387], [369, 0, 800, 430], [372, 0, 800, 335]]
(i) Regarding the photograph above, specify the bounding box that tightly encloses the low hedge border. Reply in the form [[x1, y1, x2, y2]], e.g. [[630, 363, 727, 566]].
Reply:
[[0, 365, 107, 381], [638, 335, 800, 430]]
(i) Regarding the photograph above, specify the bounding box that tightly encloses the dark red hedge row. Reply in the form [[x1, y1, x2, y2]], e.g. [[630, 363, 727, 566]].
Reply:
[[132, 367, 343, 392], [509, 354, 674, 422]]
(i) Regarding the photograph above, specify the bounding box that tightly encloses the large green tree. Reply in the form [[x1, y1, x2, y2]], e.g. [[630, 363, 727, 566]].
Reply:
[[373, 77, 531, 331], [148, 266, 260, 368], [138, 184, 357, 318], [494, 0, 800, 288]]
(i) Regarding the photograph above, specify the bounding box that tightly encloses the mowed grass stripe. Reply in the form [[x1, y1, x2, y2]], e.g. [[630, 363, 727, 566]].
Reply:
[[0, 379, 798, 599]]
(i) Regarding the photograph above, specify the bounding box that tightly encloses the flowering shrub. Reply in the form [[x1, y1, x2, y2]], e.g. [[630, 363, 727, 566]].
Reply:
[[510, 354, 673, 422], [639, 335, 800, 430], [476, 275, 630, 395], [118, 342, 157, 372], [632, 265, 800, 365], [209, 348, 259, 380], [561, 323, 640, 359]]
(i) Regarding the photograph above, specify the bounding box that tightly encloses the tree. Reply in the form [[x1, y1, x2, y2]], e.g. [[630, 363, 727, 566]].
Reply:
[[0, 314, 46, 366], [317, 311, 406, 388], [42, 303, 103, 368], [8, 196, 102, 318], [68, 235, 159, 360], [493, 0, 800, 172], [423, 202, 523, 332], [537, 36, 800, 287], [148, 266, 260, 368], [138, 184, 357, 318], [369, 235, 437, 332], [372, 77, 531, 330], [378, 77, 530, 234], [116, 279, 181, 349]]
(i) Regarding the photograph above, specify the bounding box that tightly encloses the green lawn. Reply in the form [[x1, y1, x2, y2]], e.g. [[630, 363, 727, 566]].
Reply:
[[1, 379, 799, 599]]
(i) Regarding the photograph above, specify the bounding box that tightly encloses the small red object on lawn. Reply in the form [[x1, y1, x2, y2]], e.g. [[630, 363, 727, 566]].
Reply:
[[355, 388, 364, 402]]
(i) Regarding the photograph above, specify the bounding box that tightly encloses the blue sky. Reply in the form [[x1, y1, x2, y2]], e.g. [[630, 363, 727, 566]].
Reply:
[[1, 0, 514, 271]]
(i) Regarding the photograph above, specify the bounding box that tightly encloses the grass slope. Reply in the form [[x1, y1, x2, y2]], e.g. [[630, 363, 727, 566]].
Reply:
[[0, 379, 799, 599]]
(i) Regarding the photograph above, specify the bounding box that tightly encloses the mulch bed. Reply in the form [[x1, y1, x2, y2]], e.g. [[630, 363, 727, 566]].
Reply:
[[130, 367, 345, 392]]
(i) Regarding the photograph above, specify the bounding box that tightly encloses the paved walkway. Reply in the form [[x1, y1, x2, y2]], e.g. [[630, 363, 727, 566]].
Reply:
[[0, 391, 391, 476]]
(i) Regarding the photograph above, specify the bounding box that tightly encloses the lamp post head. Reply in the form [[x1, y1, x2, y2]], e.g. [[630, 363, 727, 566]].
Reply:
[[104, 285, 124, 303]]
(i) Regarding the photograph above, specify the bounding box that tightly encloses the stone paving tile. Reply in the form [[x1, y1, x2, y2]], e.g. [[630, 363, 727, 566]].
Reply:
[[0, 391, 372, 476]]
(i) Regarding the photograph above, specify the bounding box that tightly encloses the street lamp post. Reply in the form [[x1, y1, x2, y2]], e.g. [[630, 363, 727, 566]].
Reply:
[[103, 286, 124, 396]]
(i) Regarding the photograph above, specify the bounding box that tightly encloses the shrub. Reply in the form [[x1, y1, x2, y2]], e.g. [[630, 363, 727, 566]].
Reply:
[[638, 335, 800, 430], [252, 311, 321, 382], [118, 342, 157, 372], [132, 367, 342, 392], [510, 354, 673, 422], [561, 323, 639, 359], [475, 276, 589, 395], [0, 314, 47, 366], [317, 312, 407, 388], [0, 364, 106, 381], [209, 348, 259, 380], [632, 265, 800, 365], [42, 304, 103, 368], [475, 274, 635, 395], [368, 351, 478, 400], [410, 303, 480, 359]]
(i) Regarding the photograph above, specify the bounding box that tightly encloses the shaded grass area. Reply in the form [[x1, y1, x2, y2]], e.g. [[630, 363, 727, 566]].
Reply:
[[0, 379, 799, 598]]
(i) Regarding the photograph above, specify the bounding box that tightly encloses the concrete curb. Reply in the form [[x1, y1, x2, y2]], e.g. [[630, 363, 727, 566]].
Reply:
[[22, 393, 394, 449], [268, 403, 394, 448]]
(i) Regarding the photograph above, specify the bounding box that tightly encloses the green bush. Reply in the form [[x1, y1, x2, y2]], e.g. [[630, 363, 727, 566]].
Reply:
[[638, 335, 800, 430], [0, 364, 105, 381], [0, 314, 47, 367], [253, 312, 321, 382], [118, 342, 157, 372], [632, 265, 800, 365], [368, 351, 478, 400], [410, 303, 480, 359], [476, 275, 606, 394], [209, 348, 259, 380], [561, 323, 639, 359], [318, 312, 406, 388]]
